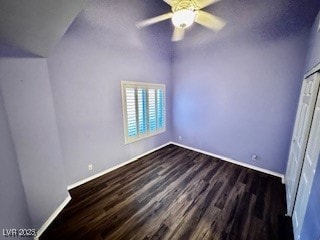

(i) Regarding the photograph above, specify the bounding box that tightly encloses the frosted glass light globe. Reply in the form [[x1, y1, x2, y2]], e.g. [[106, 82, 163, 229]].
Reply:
[[172, 9, 196, 28]]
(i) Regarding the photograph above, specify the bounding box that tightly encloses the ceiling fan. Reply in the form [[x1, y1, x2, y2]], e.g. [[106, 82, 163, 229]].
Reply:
[[136, 0, 226, 41]]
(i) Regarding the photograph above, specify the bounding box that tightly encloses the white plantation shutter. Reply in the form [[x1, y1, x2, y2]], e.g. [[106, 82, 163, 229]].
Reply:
[[137, 88, 147, 134], [125, 88, 137, 136], [122, 82, 166, 143], [157, 89, 164, 129], [148, 89, 156, 132]]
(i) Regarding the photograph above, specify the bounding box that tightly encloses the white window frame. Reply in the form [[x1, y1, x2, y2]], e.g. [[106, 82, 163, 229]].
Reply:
[[121, 81, 166, 144]]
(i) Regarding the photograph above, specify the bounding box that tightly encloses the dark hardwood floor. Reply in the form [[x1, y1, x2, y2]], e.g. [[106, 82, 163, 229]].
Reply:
[[41, 144, 293, 240]]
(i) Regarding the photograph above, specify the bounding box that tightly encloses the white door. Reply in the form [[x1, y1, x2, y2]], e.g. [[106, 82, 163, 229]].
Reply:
[[292, 82, 320, 239], [285, 73, 320, 216]]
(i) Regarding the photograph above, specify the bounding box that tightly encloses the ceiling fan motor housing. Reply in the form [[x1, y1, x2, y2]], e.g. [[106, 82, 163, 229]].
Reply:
[[171, 0, 198, 29], [171, 9, 196, 28]]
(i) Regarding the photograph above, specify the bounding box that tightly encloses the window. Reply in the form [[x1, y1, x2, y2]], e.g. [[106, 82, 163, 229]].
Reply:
[[121, 81, 166, 143]]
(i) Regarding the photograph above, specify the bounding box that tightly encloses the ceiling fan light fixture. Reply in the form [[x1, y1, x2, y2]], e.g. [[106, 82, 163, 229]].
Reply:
[[172, 9, 196, 28], [136, 0, 226, 42]]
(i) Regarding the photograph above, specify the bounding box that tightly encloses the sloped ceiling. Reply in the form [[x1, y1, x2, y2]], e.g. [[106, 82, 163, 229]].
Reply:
[[0, 0, 86, 57]]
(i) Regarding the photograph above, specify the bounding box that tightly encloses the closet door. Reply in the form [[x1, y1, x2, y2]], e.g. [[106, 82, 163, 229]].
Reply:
[[292, 79, 320, 239], [285, 73, 320, 216]]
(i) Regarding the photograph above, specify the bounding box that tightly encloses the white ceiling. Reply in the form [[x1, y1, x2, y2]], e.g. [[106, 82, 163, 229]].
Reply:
[[0, 0, 86, 57]]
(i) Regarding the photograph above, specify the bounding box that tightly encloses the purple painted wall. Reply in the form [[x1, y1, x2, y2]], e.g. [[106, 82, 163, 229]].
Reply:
[[305, 12, 320, 71], [47, 0, 172, 185], [171, 0, 318, 174], [0, 85, 32, 235], [0, 55, 69, 229], [300, 11, 320, 240]]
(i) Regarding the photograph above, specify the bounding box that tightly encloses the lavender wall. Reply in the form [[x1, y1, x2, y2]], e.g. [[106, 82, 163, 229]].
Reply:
[[305, 12, 320, 71], [0, 87, 32, 234], [0, 57, 69, 229], [47, 0, 172, 185], [171, 0, 317, 174]]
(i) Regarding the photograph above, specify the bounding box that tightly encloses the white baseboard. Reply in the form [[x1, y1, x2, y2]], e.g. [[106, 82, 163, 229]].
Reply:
[[170, 141, 285, 182], [67, 142, 172, 190], [35, 194, 71, 240]]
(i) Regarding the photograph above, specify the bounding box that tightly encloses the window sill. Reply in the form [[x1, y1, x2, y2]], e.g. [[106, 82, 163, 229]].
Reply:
[[124, 128, 166, 144]]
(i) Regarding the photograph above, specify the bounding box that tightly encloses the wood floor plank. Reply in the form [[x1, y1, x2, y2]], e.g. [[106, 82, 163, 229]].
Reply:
[[40, 144, 293, 240]]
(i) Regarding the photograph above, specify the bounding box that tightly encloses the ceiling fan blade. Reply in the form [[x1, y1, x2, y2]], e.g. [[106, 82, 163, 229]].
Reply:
[[195, 10, 226, 31], [136, 12, 173, 28], [172, 27, 185, 41], [162, 0, 174, 6], [195, 0, 221, 9]]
